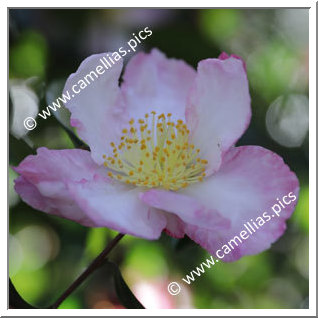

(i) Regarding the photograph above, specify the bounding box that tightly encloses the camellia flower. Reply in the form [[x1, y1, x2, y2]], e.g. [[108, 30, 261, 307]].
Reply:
[[14, 49, 299, 261]]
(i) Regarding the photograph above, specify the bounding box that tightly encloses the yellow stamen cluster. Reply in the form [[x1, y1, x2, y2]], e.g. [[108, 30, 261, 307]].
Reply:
[[103, 111, 208, 191]]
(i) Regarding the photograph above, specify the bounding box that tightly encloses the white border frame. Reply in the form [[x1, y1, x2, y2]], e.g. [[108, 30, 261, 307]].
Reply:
[[3, 1, 316, 316]]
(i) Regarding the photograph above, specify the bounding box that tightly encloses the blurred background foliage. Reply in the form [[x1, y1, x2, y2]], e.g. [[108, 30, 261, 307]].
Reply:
[[9, 9, 309, 309]]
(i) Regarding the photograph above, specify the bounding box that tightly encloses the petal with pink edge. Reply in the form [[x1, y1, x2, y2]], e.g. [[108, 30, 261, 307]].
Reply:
[[139, 189, 230, 231], [14, 147, 167, 238], [63, 53, 128, 165], [182, 146, 299, 261], [68, 179, 167, 239], [218, 52, 247, 72], [14, 147, 103, 226], [162, 213, 185, 239], [121, 48, 196, 121], [186, 56, 251, 174]]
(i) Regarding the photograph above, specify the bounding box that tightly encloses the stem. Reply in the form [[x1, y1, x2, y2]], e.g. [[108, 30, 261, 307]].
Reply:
[[49, 233, 125, 309]]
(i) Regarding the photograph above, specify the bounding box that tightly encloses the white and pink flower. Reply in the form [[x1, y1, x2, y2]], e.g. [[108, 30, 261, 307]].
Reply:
[[14, 49, 299, 261]]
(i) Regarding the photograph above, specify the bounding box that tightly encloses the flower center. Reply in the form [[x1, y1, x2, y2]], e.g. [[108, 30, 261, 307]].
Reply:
[[103, 111, 207, 191]]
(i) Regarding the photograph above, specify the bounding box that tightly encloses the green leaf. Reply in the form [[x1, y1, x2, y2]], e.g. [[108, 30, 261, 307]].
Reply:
[[9, 278, 36, 309], [63, 126, 89, 150], [9, 134, 35, 166], [104, 260, 144, 309], [175, 235, 194, 251], [10, 30, 48, 78]]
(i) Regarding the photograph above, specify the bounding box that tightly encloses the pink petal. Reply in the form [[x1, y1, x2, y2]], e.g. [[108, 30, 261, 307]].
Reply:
[[68, 180, 167, 239], [218, 51, 247, 72], [14, 147, 103, 226], [186, 56, 251, 174], [14, 147, 166, 238], [162, 213, 185, 239], [139, 189, 230, 231], [63, 53, 129, 165], [121, 48, 196, 121], [183, 146, 299, 261]]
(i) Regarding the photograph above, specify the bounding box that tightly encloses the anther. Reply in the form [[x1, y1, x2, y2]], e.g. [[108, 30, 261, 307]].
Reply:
[[103, 111, 207, 190]]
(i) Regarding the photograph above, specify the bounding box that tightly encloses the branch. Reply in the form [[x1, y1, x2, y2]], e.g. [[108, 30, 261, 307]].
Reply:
[[49, 232, 125, 309]]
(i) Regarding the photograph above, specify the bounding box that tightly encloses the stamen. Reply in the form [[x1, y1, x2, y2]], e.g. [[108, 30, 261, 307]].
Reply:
[[103, 112, 208, 190]]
